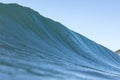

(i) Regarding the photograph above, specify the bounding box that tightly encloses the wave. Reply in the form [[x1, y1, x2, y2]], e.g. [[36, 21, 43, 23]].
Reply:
[[0, 3, 120, 80]]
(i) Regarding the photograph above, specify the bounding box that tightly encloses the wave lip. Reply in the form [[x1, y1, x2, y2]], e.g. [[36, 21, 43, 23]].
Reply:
[[0, 3, 120, 80]]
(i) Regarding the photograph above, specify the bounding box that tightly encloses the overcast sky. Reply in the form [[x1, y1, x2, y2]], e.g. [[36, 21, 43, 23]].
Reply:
[[0, 0, 120, 51]]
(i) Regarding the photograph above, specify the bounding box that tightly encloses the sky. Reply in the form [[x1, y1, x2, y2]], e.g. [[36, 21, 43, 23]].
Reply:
[[0, 0, 120, 51]]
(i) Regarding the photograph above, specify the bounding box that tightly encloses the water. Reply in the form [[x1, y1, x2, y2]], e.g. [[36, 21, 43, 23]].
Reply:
[[0, 3, 120, 80]]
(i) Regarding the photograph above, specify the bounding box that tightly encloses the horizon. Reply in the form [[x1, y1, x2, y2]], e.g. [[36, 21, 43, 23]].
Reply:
[[0, 0, 120, 51]]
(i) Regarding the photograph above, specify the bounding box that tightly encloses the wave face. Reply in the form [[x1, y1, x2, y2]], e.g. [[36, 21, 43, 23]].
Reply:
[[0, 3, 120, 80]]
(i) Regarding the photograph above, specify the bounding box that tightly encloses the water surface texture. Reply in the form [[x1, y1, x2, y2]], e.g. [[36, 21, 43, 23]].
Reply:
[[0, 3, 120, 80]]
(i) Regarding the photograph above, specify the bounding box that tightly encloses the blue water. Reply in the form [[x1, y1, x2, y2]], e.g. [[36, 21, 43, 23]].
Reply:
[[0, 3, 120, 80]]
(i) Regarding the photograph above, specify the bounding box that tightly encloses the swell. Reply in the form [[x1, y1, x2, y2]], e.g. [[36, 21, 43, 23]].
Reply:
[[0, 3, 120, 80]]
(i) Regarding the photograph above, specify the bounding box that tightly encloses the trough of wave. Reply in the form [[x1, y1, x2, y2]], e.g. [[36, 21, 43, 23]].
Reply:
[[0, 3, 120, 80]]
